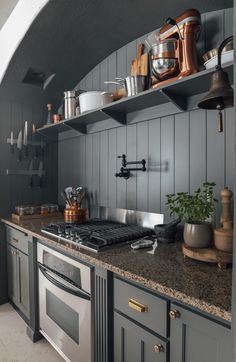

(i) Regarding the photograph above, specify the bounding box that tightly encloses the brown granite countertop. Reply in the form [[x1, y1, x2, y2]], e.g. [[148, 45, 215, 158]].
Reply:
[[1, 217, 232, 322]]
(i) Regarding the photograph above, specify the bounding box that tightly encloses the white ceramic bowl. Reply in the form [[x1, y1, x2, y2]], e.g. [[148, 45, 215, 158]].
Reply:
[[79, 91, 113, 114], [204, 50, 234, 69]]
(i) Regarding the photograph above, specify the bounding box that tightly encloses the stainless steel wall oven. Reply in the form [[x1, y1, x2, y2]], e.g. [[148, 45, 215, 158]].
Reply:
[[37, 243, 93, 362]]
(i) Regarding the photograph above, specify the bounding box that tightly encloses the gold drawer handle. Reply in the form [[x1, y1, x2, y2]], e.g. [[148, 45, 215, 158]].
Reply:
[[12, 237, 19, 243], [11, 250, 17, 255], [153, 344, 164, 353], [169, 309, 180, 319], [128, 298, 148, 313]]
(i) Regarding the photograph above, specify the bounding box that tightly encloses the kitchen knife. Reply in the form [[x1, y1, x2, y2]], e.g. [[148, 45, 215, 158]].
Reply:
[[10, 131, 14, 153], [32, 123, 38, 158], [38, 161, 44, 188], [23, 121, 28, 158], [28, 160, 34, 188], [17, 130, 23, 161]]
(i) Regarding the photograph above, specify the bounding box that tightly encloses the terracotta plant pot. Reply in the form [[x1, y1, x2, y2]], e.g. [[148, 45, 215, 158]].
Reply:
[[183, 223, 212, 248]]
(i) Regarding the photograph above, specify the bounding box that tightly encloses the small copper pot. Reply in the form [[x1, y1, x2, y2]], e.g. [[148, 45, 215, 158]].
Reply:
[[53, 114, 62, 124]]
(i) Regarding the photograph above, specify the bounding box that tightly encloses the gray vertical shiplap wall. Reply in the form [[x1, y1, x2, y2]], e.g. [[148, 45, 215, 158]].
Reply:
[[58, 8, 234, 223]]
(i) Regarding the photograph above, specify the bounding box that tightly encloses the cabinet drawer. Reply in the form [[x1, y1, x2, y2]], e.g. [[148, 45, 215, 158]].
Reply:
[[114, 312, 168, 362], [114, 277, 168, 337], [6, 227, 28, 255]]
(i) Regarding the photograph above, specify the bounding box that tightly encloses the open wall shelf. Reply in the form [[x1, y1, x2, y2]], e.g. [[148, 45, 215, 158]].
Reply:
[[37, 63, 233, 139]]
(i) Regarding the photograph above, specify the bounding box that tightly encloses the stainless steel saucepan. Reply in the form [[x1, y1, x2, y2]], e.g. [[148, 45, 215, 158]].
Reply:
[[105, 75, 147, 97]]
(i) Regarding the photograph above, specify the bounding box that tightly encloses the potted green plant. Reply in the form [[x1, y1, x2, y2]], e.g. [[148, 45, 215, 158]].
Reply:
[[166, 182, 216, 248]]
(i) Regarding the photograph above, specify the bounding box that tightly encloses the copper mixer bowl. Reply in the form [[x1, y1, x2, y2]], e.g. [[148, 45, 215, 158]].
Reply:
[[151, 38, 178, 58], [151, 38, 180, 81]]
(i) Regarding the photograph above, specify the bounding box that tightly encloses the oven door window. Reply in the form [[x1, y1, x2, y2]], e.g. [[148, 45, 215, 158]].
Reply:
[[46, 289, 79, 344]]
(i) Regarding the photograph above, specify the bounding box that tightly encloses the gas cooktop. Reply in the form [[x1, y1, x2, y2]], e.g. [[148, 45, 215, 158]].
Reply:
[[41, 219, 154, 252]]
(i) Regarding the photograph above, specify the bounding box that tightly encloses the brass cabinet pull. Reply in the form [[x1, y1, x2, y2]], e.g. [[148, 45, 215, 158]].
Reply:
[[11, 250, 17, 255], [12, 237, 18, 243], [153, 344, 164, 353], [128, 298, 148, 313], [169, 309, 180, 319]]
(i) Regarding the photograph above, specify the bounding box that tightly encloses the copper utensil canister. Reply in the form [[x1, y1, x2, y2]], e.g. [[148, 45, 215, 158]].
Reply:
[[64, 206, 88, 223]]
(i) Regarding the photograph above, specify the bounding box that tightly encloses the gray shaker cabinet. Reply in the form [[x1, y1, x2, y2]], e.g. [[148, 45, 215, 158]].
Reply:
[[114, 312, 167, 362], [7, 244, 18, 306], [16, 250, 30, 319], [169, 303, 232, 362], [6, 227, 30, 320], [114, 277, 232, 362]]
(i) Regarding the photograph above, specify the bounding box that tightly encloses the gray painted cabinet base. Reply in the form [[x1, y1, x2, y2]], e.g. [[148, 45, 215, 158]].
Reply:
[[7, 244, 18, 306], [7, 244, 29, 319], [114, 312, 168, 362], [16, 250, 30, 319], [6, 227, 41, 342], [113, 277, 232, 362], [170, 303, 232, 362]]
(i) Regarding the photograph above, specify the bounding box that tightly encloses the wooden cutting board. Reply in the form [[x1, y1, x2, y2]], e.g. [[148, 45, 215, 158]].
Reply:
[[182, 243, 232, 269], [131, 43, 149, 76]]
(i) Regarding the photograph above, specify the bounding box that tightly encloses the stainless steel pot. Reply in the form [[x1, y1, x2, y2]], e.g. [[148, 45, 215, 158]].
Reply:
[[105, 75, 147, 96], [125, 76, 147, 96], [64, 90, 78, 119]]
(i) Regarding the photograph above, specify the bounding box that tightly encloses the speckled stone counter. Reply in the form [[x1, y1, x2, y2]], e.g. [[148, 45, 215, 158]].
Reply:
[[2, 217, 232, 322]]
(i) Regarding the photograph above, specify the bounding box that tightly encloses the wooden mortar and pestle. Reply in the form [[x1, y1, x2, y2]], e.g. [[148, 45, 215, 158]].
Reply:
[[214, 187, 233, 252]]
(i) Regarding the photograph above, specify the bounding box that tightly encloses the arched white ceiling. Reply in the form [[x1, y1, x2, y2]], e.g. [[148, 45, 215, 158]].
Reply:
[[0, 0, 19, 30], [0, 0, 49, 84]]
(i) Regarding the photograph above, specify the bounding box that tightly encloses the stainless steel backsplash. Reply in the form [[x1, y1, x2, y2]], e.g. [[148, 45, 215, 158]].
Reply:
[[90, 207, 164, 229]]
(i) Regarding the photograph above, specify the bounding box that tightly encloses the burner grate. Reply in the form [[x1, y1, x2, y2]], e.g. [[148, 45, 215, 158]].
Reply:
[[41, 219, 153, 251]]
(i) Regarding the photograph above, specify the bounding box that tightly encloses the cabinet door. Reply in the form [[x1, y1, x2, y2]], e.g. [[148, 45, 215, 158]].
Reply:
[[114, 312, 167, 362], [170, 303, 232, 362], [7, 244, 18, 305], [16, 250, 30, 319]]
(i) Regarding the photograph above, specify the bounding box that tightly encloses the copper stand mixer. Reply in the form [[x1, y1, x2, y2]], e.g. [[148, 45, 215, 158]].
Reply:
[[151, 9, 201, 88]]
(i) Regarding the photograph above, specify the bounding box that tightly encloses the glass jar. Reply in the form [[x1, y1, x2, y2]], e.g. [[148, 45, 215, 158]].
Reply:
[[41, 204, 50, 215]]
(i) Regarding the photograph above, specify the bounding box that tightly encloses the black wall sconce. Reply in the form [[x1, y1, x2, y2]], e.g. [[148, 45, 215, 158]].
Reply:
[[115, 154, 146, 179]]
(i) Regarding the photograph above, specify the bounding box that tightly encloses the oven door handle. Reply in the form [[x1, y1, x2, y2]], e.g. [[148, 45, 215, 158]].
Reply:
[[38, 263, 90, 300]]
